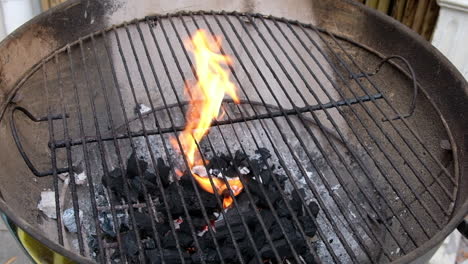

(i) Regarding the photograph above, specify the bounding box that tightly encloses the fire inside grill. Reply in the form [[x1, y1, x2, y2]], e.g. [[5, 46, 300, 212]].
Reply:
[[4, 10, 458, 264], [170, 29, 243, 209], [98, 28, 321, 263]]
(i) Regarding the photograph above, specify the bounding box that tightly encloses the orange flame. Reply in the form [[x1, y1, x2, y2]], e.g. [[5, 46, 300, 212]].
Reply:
[[171, 29, 243, 208]]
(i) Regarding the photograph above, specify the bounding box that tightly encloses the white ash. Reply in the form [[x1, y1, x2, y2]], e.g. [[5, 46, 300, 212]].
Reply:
[[63, 208, 83, 233], [252, 176, 263, 184], [192, 165, 208, 177], [173, 217, 183, 229], [58, 171, 87, 185], [137, 104, 151, 115], [331, 185, 341, 191], [71, 239, 79, 251], [238, 166, 250, 175], [37, 191, 57, 219], [208, 168, 223, 178], [75, 171, 87, 185], [197, 227, 209, 237]]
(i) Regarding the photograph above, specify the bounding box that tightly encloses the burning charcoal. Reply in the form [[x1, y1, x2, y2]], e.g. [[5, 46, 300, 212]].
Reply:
[[179, 220, 192, 234], [260, 210, 275, 230], [178, 172, 194, 187], [178, 232, 194, 248], [162, 231, 194, 248], [197, 191, 218, 211], [299, 216, 317, 237], [127, 151, 148, 178], [144, 238, 156, 249], [260, 239, 296, 259], [130, 177, 157, 199], [275, 199, 292, 218], [195, 234, 216, 249], [134, 211, 158, 236], [191, 217, 207, 230], [122, 231, 139, 257], [247, 258, 259, 264], [291, 231, 309, 255], [233, 150, 248, 165], [254, 228, 266, 248], [102, 168, 139, 202], [220, 247, 238, 262], [270, 218, 295, 241], [302, 251, 318, 264], [256, 190, 281, 209], [291, 189, 306, 212], [245, 179, 263, 200], [258, 170, 272, 185], [216, 194, 257, 228], [249, 160, 265, 176], [208, 155, 229, 171], [238, 239, 256, 259], [255, 148, 271, 160], [63, 208, 82, 233], [99, 213, 116, 237], [162, 232, 177, 248], [305, 201, 320, 218], [145, 249, 190, 264], [169, 181, 218, 215], [215, 224, 246, 241], [191, 249, 219, 263], [143, 170, 160, 189], [156, 158, 171, 187]]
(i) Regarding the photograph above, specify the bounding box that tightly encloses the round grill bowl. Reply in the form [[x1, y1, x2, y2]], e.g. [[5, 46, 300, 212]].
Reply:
[[0, 1, 466, 263]]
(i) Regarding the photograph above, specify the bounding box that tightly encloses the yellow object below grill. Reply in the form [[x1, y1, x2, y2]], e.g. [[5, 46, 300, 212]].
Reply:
[[17, 228, 75, 264]]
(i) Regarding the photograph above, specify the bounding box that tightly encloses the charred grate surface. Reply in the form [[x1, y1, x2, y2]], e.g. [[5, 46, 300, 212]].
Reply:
[[4, 11, 458, 264]]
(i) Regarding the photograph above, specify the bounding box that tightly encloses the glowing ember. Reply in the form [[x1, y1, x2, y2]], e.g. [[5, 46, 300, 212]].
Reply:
[[171, 29, 243, 208]]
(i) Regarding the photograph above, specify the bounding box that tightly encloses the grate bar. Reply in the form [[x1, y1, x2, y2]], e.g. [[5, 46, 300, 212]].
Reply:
[[275, 16, 445, 235], [110, 26, 199, 263], [323, 31, 458, 188], [201, 12, 366, 263], [323, 31, 454, 209], [85, 37, 158, 263], [159, 15, 285, 262], [251, 13, 411, 257], [48, 93, 382, 149], [264, 14, 430, 248], [293, 21, 447, 228], [172, 13, 321, 263], [62, 49, 89, 255], [5, 11, 458, 264], [325, 31, 456, 200], [214, 10, 364, 262], [141, 18, 256, 264], [42, 63, 65, 246], [221, 11, 393, 262]]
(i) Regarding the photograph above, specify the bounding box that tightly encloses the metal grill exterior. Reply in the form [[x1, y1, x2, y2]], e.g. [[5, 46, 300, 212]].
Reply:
[[3, 11, 458, 263]]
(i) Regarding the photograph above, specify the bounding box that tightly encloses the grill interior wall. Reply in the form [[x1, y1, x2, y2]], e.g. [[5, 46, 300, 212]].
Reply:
[[0, 13, 457, 263]]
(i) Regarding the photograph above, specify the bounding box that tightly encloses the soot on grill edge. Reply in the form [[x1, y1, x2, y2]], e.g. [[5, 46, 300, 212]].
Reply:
[[94, 148, 320, 263]]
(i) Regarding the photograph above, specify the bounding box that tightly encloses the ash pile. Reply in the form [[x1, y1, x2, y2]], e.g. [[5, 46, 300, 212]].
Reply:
[[93, 148, 320, 263]]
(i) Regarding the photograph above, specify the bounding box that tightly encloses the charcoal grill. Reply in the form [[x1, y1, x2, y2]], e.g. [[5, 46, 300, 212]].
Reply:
[[0, 1, 467, 263]]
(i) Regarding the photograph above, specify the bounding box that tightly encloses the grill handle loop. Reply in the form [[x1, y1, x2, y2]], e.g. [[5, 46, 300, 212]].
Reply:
[[10, 105, 69, 177], [354, 55, 418, 122]]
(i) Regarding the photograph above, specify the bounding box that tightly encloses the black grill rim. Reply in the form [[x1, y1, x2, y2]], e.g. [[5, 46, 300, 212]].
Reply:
[[0, 7, 465, 264]]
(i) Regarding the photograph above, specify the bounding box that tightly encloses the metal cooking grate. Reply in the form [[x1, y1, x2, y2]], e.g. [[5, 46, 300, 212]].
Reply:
[[6, 11, 458, 263]]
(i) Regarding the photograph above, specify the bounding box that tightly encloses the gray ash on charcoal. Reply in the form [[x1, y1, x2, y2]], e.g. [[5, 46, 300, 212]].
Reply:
[[93, 149, 320, 263]]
